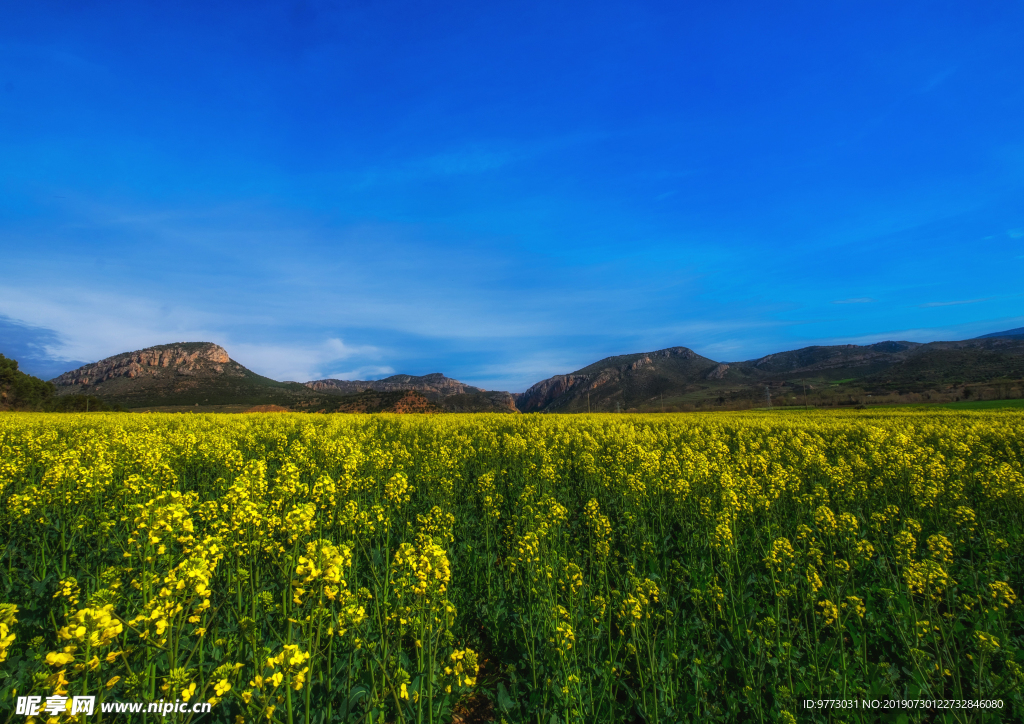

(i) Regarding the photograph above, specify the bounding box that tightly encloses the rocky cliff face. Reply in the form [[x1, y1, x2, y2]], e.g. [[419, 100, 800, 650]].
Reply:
[[517, 375, 590, 412], [52, 343, 236, 387], [653, 347, 700, 360], [46, 342, 313, 410], [706, 363, 730, 380]]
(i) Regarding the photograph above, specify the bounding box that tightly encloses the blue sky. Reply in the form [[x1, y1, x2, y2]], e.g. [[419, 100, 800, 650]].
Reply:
[[2, 1, 1023, 390]]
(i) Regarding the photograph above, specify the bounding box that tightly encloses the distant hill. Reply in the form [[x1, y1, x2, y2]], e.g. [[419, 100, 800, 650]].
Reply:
[[306, 389, 441, 414], [51, 342, 321, 409], [974, 327, 1024, 340], [50, 343, 518, 413], [307, 373, 519, 412], [518, 337, 1024, 412], [855, 338, 1024, 389], [517, 346, 717, 412]]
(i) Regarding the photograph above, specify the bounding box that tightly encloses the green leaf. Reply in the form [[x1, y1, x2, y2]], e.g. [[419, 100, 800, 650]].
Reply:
[[497, 682, 515, 713]]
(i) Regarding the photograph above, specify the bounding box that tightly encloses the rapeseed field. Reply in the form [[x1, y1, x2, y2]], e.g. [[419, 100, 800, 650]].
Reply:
[[0, 411, 1021, 723]]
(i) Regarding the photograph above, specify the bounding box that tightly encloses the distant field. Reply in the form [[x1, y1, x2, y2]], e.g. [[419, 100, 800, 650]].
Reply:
[[934, 398, 1024, 409], [865, 399, 1024, 411]]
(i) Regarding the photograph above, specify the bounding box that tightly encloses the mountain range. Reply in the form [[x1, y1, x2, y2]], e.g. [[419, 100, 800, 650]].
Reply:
[[37, 326, 1024, 413], [519, 335, 1024, 412], [46, 343, 518, 413]]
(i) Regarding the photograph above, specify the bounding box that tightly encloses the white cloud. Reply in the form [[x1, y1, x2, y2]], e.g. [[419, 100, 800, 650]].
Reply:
[[465, 351, 588, 392], [322, 337, 377, 359], [0, 284, 225, 362], [0, 284, 384, 382], [209, 339, 382, 382], [832, 298, 875, 304], [323, 365, 396, 381]]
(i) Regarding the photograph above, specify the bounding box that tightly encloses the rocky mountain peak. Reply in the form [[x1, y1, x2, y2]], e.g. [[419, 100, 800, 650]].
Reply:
[[654, 346, 699, 358], [52, 342, 234, 387]]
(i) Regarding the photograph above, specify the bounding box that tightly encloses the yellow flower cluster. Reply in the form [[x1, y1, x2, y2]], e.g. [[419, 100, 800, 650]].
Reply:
[[445, 647, 479, 689], [393, 535, 452, 598], [294, 539, 352, 604], [817, 599, 840, 627], [0, 604, 17, 663], [57, 604, 123, 649], [53, 577, 81, 608], [764, 537, 796, 574], [583, 498, 612, 561]]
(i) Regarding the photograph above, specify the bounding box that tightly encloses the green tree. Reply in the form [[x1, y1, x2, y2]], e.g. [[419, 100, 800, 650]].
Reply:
[[0, 353, 54, 409]]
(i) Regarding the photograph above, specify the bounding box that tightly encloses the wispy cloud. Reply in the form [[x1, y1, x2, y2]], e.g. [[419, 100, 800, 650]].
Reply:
[[322, 338, 378, 360], [230, 339, 382, 382], [4, 188, 1023, 390], [822, 317, 1024, 346], [467, 352, 586, 392], [323, 365, 396, 381], [0, 285, 224, 363], [919, 67, 957, 93], [0, 283, 384, 382], [346, 129, 612, 192], [0, 314, 89, 378], [919, 298, 988, 308], [352, 145, 518, 189]]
